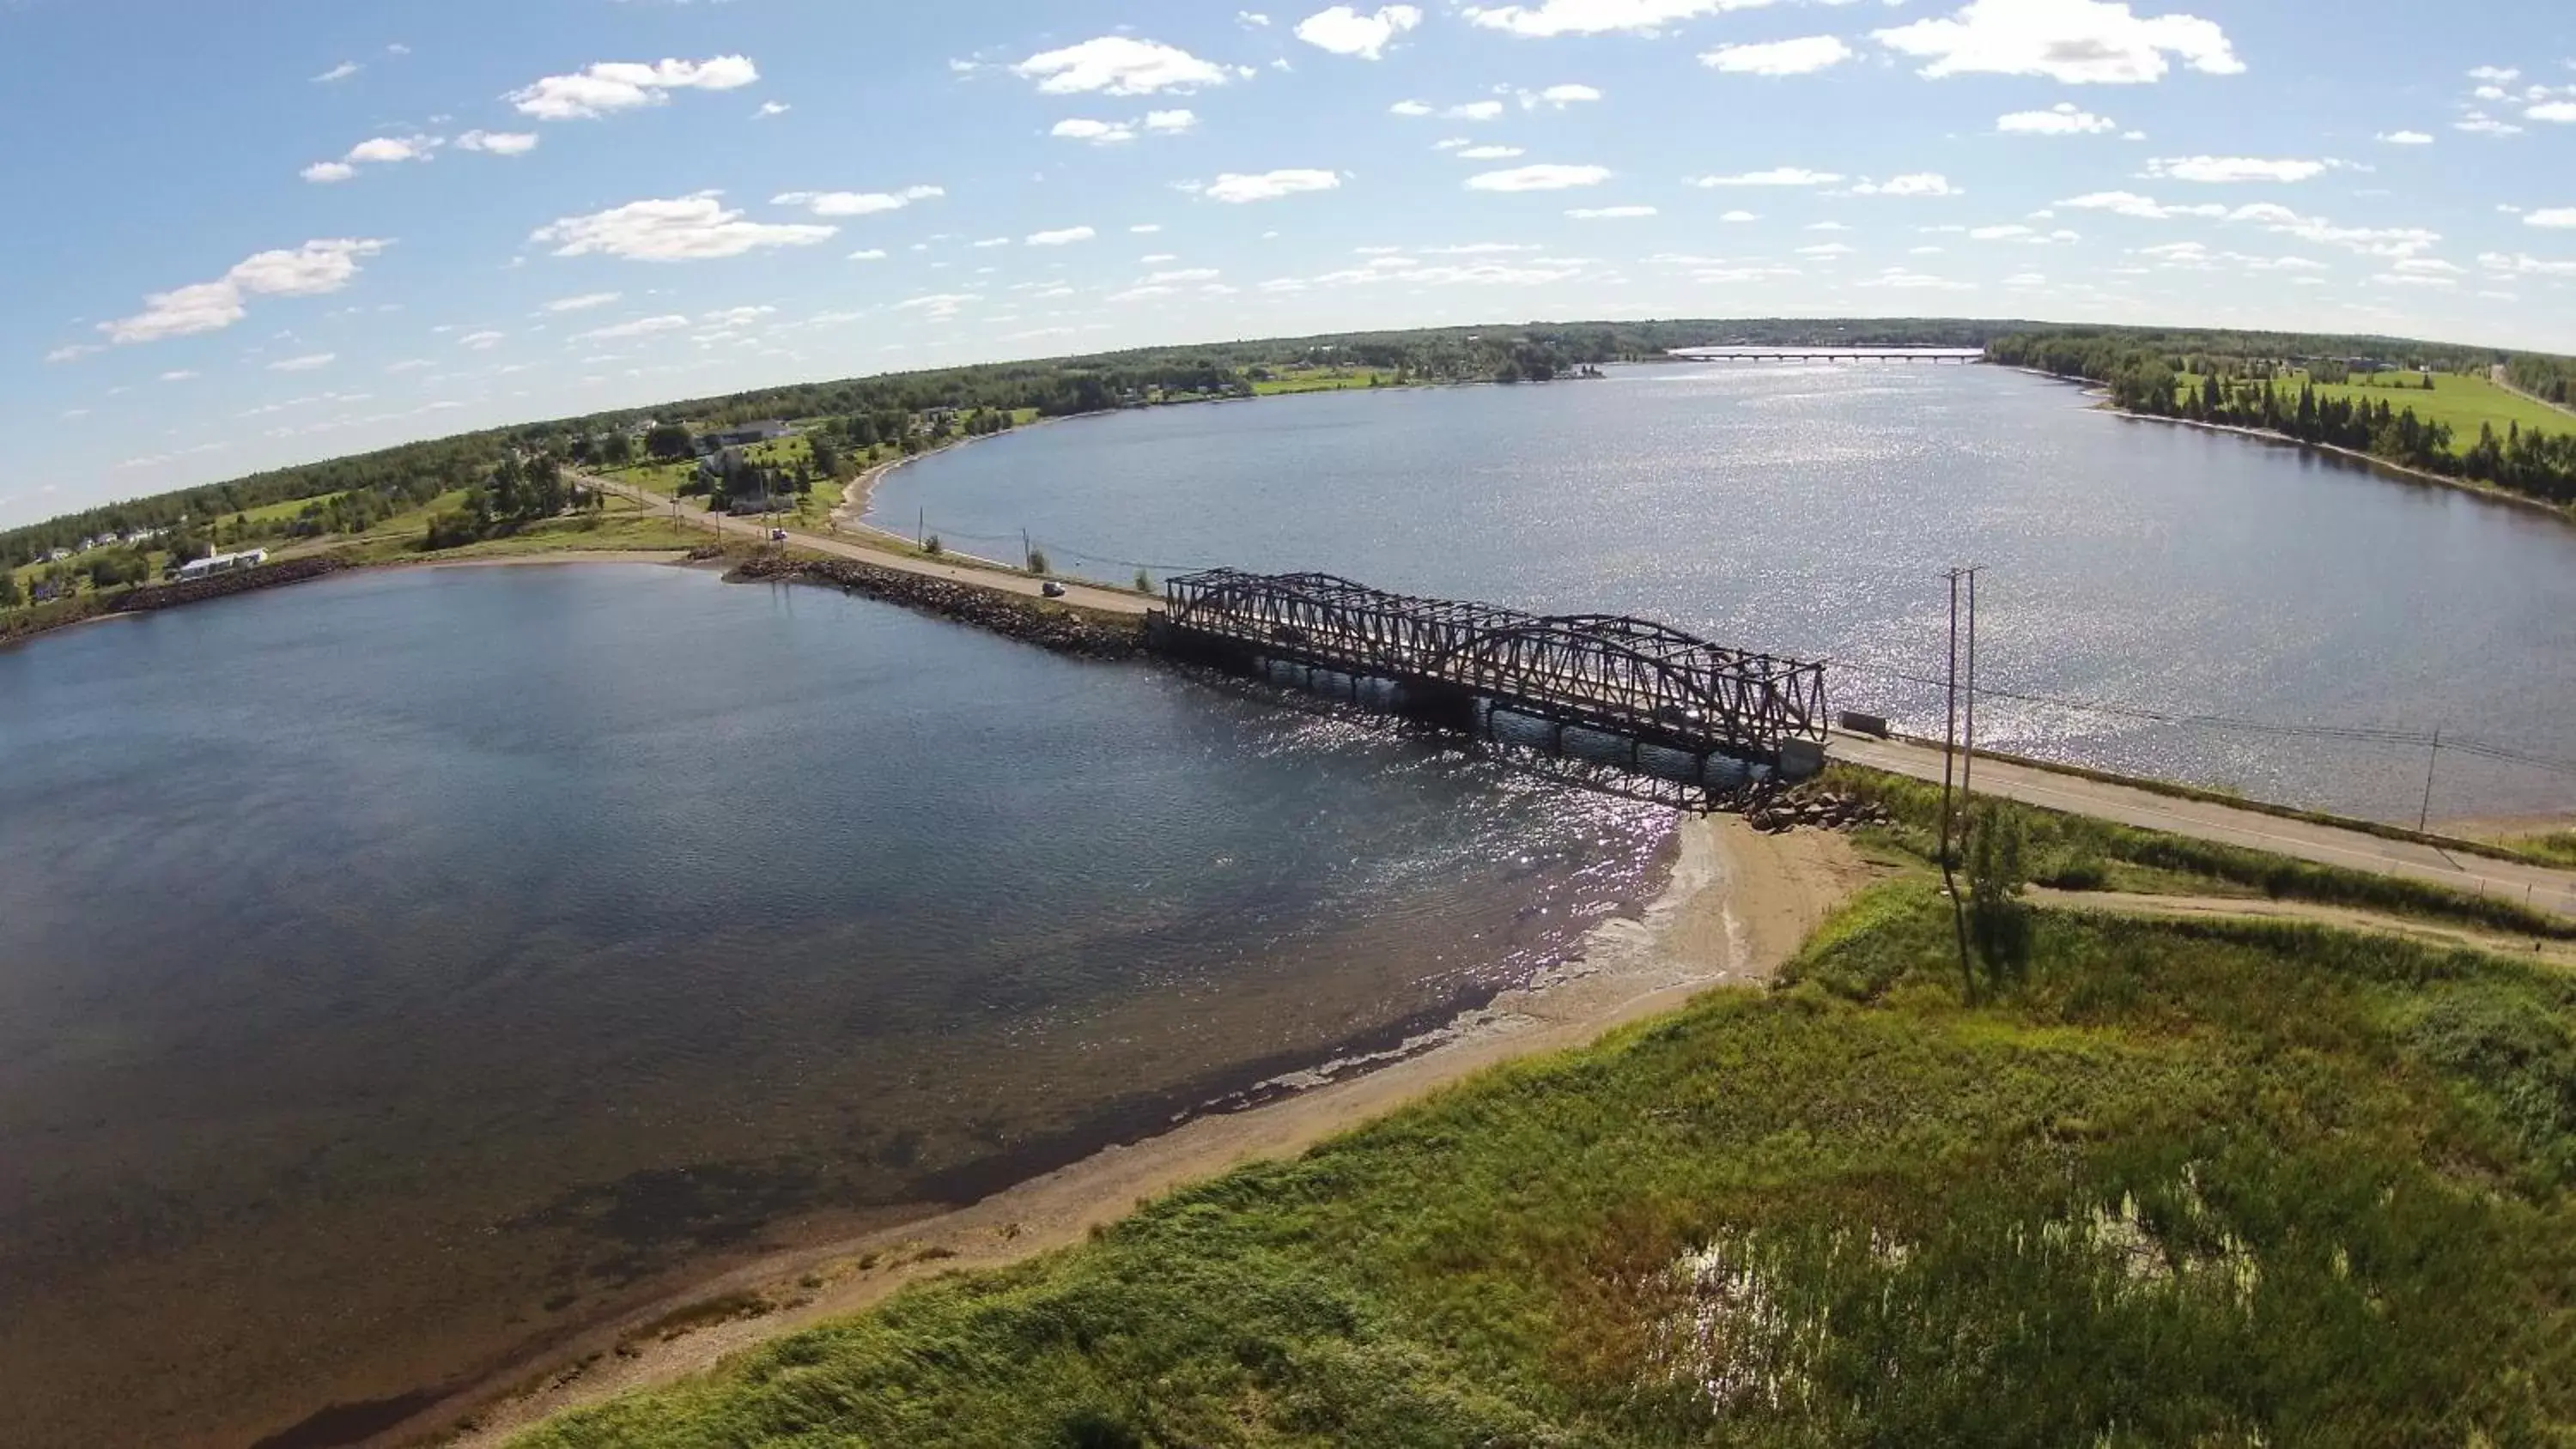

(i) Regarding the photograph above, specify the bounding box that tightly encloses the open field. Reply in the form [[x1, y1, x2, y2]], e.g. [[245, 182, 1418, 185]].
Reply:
[[2178, 369, 2575, 445], [503, 818, 2576, 1447], [1251, 366, 1400, 396]]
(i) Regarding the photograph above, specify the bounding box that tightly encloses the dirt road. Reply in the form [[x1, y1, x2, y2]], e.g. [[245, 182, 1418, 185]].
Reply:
[[1835, 733, 2576, 919], [584, 473, 1152, 616]]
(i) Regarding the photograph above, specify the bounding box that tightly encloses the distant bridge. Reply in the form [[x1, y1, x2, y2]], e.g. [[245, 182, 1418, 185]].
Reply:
[[1152, 570, 1830, 781], [1669, 347, 1985, 365]]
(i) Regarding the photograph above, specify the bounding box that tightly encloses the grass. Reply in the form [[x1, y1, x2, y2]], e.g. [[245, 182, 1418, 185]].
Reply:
[[1826, 763, 2576, 941], [1251, 366, 1401, 396], [2176, 369, 2574, 446], [509, 879, 2576, 1448]]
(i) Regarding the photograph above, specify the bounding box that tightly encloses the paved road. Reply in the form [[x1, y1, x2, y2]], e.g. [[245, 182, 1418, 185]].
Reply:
[[1836, 733, 2576, 919], [610, 472, 2573, 919], [586, 473, 1153, 616]]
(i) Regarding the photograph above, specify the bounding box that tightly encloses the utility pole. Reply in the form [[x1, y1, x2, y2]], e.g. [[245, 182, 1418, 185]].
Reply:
[[2418, 726, 2442, 834], [1959, 567, 1984, 811], [1939, 566, 1980, 999]]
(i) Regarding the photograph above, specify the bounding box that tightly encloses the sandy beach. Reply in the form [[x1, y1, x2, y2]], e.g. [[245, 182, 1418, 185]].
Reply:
[[435, 815, 1874, 1446]]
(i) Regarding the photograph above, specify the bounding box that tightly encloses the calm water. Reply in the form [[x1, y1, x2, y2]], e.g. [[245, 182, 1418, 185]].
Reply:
[[874, 365, 2576, 822], [0, 566, 1661, 1447]]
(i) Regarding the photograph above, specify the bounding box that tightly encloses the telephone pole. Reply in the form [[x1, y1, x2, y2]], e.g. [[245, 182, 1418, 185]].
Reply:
[[1939, 566, 1984, 997], [2418, 726, 2442, 834]]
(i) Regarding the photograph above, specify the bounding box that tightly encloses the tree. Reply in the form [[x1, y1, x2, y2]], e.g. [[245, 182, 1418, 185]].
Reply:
[[809, 435, 841, 478], [1966, 803, 2032, 988], [0, 570, 21, 609], [595, 431, 635, 467], [644, 422, 695, 461]]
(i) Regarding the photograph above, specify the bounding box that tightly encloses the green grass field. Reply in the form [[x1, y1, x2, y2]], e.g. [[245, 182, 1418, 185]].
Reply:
[[1251, 366, 1399, 396], [511, 856, 2576, 1447], [2178, 370, 2573, 446]]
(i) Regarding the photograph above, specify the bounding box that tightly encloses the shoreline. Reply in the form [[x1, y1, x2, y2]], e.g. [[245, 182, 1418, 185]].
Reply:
[[429, 815, 1873, 1447], [2017, 368, 2573, 524]]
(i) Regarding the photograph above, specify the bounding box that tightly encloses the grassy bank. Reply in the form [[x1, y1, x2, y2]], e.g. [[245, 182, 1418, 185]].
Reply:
[[1827, 763, 2576, 940], [507, 861, 2576, 1447]]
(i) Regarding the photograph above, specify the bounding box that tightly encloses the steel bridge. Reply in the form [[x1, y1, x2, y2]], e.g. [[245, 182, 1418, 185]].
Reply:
[[1153, 570, 1830, 777]]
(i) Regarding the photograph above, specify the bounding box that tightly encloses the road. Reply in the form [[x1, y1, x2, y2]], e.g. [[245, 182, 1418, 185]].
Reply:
[[1835, 732, 2576, 919], [610, 471, 2573, 919], [584, 472, 1153, 616]]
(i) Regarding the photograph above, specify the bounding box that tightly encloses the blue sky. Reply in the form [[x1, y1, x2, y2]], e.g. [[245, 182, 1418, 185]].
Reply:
[[6, 0, 2574, 524]]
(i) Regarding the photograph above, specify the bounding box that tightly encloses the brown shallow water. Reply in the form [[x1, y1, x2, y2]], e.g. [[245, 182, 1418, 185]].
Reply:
[[0, 565, 1668, 1447]]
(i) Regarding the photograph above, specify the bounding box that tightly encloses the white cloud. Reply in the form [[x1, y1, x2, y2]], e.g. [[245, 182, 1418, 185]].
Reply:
[[100, 239, 389, 345], [313, 61, 361, 83], [1523, 82, 1603, 107], [2466, 65, 2519, 83], [772, 185, 944, 216], [456, 330, 506, 349], [755, 101, 792, 118], [1109, 284, 1179, 302], [544, 292, 624, 312], [1567, 204, 1658, 218], [1146, 108, 1200, 131], [1998, 102, 2117, 135], [532, 194, 838, 260], [1389, 99, 1435, 116], [1012, 37, 1233, 95], [574, 314, 691, 341], [2531, 101, 2576, 124], [1797, 242, 1856, 257], [1700, 36, 1853, 76], [2528, 209, 2576, 228], [894, 293, 979, 318], [1851, 173, 1959, 197], [508, 56, 761, 120], [1720, 209, 1759, 221], [1455, 145, 1526, 159], [1692, 167, 1844, 186], [456, 130, 540, 155], [2058, 189, 2226, 219], [1131, 223, 1165, 233], [1026, 226, 1097, 246], [2456, 113, 2523, 136], [303, 134, 443, 182], [1053, 118, 1138, 144], [268, 353, 337, 372], [2481, 251, 2576, 276], [160, 369, 198, 381], [1466, 163, 1611, 191], [1461, 0, 1757, 39], [1145, 267, 1224, 283], [1859, 267, 1973, 290], [1875, 0, 2244, 84], [1293, 5, 1424, 60], [2143, 155, 2339, 183], [1197, 168, 1343, 203], [2376, 130, 2433, 145], [971, 236, 1011, 248], [1448, 100, 1506, 120], [43, 342, 103, 362], [849, 248, 888, 261]]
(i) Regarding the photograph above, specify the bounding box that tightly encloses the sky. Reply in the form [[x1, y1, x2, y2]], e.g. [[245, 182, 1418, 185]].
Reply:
[[6, 0, 2575, 525]]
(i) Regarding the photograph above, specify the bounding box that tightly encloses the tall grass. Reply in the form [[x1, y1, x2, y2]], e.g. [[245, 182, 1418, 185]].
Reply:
[[1829, 764, 2576, 940], [513, 891, 2576, 1448]]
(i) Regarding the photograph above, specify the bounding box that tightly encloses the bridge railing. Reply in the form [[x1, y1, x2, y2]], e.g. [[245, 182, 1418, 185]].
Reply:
[[1160, 569, 1827, 761]]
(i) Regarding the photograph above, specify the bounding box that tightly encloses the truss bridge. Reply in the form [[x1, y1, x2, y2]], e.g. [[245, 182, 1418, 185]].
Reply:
[[1153, 570, 1830, 780]]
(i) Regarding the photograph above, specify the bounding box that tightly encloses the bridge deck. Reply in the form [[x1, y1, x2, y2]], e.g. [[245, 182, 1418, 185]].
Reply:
[[1157, 570, 1827, 765]]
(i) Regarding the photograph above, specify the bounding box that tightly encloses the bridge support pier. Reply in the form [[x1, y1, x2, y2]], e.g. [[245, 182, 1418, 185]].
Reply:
[[1399, 680, 1480, 735]]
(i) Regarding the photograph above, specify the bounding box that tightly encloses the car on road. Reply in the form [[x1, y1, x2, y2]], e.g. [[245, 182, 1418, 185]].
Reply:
[[769, 528, 788, 543], [1042, 579, 1068, 598]]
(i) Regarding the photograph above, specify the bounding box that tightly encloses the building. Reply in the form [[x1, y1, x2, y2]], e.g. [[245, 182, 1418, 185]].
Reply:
[[176, 549, 268, 582], [696, 420, 796, 452]]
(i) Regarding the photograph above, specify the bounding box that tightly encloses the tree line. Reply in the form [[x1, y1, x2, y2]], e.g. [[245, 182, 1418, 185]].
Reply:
[[1990, 329, 2576, 508]]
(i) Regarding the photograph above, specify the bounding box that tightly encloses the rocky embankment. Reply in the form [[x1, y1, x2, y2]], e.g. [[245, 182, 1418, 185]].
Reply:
[[724, 550, 1147, 660], [2, 556, 349, 644], [1728, 783, 1893, 834]]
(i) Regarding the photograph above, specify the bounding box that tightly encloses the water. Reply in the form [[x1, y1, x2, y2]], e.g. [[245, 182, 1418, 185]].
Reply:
[[0, 565, 1662, 1448], [872, 365, 2576, 823]]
